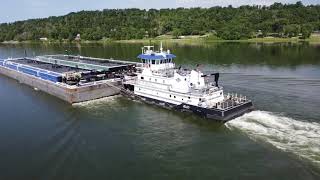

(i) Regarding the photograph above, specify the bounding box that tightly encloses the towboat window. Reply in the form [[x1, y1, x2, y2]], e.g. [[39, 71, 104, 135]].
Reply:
[[141, 77, 144, 80], [188, 97, 191, 99], [152, 60, 155, 64], [174, 96, 176, 98], [170, 95, 172, 97], [142, 59, 146, 63], [155, 79, 157, 82]]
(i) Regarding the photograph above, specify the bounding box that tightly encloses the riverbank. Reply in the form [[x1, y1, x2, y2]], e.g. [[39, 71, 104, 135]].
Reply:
[[1, 35, 320, 45], [116, 34, 320, 44]]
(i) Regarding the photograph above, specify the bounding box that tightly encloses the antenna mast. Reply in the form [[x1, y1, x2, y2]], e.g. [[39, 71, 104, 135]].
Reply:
[[160, 41, 163, 52]]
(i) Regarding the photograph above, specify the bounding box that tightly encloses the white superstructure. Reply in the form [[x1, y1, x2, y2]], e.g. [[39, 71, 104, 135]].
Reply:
[[125, 44, 226, 109]]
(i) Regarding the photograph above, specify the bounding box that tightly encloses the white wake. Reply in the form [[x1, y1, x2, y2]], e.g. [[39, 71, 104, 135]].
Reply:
[[226, 111, 320, 166], [72, 95, 121, 107]]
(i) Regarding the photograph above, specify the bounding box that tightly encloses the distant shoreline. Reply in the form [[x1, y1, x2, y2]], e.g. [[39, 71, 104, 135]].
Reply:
[[1, 35, 320, 45]]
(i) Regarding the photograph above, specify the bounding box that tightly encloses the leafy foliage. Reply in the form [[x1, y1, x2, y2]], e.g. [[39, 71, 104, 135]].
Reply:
[[0, 2, 319, 41]]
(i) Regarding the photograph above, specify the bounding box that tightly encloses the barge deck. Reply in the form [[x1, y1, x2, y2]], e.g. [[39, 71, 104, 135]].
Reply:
[[0, 55, 135, 103]]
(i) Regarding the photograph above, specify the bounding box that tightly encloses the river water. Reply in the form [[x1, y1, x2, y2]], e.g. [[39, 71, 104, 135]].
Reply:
[[0, 42, 319, 179]]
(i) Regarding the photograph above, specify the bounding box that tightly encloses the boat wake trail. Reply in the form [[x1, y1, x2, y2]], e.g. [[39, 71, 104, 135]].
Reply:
[[72, 95, 121, 107], [226, 111, 320, 166]]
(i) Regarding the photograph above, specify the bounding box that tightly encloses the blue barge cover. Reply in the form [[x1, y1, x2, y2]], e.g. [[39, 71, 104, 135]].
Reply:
[[5, 62, 19, 71], [1, 60, 62, 83], [38, 70, 62, 82]]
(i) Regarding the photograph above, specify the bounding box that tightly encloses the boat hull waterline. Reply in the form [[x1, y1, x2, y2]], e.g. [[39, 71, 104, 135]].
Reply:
[[121, 89, 254, 122]]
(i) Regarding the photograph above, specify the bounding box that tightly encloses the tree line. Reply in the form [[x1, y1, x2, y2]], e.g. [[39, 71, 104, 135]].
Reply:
[[0, 1, 319, 41]]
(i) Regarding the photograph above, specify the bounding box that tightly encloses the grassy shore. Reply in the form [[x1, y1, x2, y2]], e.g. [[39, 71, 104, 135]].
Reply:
[[2, 34, 320, 45], [116, 35, 320, 44]]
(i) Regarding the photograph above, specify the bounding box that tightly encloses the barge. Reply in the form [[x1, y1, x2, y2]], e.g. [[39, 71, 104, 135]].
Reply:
[[0, 55, 135, 103]]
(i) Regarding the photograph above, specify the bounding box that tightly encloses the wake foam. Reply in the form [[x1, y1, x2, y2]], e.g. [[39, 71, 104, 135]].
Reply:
[[226, 111, 320, 166], [72, 95, 121, 107]]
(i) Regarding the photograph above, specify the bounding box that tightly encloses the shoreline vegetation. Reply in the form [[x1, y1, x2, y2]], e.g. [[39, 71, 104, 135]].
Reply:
[[1, 2, 320, 44], [1, 33, 320, 45]]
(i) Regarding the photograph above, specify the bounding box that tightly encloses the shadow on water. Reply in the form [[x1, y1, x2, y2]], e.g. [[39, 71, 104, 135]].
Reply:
[[73, 96, 225, 131], [119, 97, 226, 130]]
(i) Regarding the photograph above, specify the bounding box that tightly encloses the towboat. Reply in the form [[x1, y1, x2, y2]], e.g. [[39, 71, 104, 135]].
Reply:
[[122, 44, 253, 122]]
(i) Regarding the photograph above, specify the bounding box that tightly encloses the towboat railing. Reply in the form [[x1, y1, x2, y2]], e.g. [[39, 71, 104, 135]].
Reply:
[[216, 93, 250, 110]]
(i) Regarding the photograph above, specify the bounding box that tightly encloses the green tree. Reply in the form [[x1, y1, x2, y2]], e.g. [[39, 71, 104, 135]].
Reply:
[[301, 24, 313, 39], [172, 28, 182, 39], [283, 24, 300, 37], [0, 2, 319, 41]]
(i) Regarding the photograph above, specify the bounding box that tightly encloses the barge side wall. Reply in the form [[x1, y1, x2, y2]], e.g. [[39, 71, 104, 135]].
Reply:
[[0, 66, 120, 103]]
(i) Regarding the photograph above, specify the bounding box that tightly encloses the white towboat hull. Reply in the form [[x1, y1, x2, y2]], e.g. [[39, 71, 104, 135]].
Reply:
[[121, 88, 254, 122]]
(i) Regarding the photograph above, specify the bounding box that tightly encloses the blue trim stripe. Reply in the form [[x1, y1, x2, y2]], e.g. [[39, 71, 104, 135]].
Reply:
[[137, 54, 176, 60]]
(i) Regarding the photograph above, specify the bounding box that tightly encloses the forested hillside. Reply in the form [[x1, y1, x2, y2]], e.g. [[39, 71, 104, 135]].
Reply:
[[0, 1, 319, 41]]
